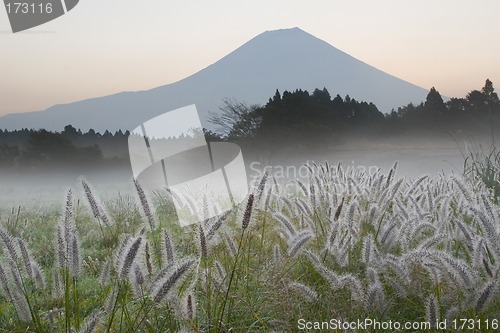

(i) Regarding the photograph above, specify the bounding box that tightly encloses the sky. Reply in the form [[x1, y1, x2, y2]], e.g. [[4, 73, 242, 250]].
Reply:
[[1, 0, 499, 117]]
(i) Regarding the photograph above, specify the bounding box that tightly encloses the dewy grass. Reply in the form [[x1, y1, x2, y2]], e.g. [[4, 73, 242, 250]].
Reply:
[[462, 143, 500, 203], [2, 162, 500, 331]]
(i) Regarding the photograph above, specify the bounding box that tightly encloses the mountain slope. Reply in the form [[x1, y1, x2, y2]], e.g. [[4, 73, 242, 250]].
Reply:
[[0, 27, 428, 132]]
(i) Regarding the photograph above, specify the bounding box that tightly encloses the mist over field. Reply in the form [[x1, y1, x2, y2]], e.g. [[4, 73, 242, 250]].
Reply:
[[2, 127, 500, 331], [0, 132, 481, 211]]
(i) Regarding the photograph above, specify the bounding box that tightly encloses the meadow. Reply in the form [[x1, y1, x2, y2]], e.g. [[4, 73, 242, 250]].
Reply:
[[1, 154, 500, 332]]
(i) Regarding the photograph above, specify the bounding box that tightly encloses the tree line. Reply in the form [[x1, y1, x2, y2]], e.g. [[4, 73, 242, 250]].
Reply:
[[209, 79, 500, 152], [1, 79, 499, 170], [0, 126, 129, 170], [385, 79, 499, 134]]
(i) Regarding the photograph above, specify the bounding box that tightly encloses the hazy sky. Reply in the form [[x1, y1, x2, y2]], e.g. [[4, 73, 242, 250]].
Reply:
[[1, 0, 499, 117]]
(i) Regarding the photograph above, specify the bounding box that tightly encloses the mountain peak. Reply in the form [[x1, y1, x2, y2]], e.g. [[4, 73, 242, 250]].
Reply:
[[256, 27, 328, 44], [262, 27, 306, 34], [242, 26, 328, 48]]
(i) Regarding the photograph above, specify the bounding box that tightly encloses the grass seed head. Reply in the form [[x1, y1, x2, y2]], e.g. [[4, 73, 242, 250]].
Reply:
[[242, 193, 255, 229]]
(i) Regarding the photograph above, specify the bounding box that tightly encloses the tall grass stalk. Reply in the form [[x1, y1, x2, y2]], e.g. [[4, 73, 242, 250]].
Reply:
[[217, 194, 254, 331], [464, 146, 500, 203]]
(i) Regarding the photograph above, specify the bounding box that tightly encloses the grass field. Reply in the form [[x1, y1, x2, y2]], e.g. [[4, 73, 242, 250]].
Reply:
[[1, 158, 500, 332]]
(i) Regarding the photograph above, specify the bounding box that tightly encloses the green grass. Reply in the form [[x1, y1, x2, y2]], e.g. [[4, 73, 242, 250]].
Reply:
[[1, 162, 500, 332], [464, 145, 500, 203]]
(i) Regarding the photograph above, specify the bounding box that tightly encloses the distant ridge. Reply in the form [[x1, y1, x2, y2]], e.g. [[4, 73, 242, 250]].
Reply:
[[0, 27, 429, 132]]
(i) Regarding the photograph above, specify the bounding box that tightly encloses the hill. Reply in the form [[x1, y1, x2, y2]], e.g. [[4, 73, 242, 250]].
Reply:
[[0, 27, 428, 132]]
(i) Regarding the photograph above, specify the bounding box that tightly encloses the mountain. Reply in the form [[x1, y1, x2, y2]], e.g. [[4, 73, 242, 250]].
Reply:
[[0, 27, 429, 132]]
